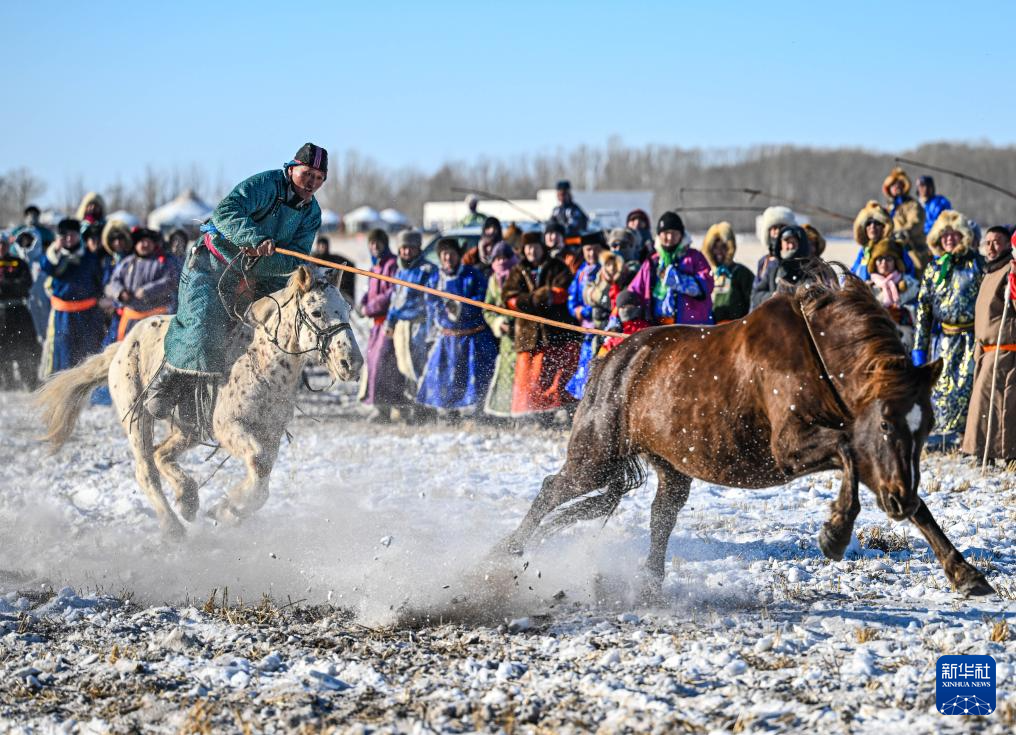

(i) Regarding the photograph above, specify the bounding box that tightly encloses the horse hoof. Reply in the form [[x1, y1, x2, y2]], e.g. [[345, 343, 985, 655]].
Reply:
[[817, 525, 845, 561], [958, 574, 995, 598], [178, 495, 199, 523], [161, 519, 186, 541]]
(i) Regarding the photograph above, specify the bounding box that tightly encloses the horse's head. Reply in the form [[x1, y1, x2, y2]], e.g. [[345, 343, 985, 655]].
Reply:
[[286, 266, 363, 382], [851, 358, 942, 521]]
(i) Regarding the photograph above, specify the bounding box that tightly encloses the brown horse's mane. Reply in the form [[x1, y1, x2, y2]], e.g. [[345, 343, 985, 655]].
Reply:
[[794, 266, 919, 407]]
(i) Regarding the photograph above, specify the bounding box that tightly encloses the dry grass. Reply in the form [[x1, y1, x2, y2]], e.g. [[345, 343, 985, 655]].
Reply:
[[989, 618, 1010, 643], [856, 525, 913, 554], [854, 627, 879, 644]]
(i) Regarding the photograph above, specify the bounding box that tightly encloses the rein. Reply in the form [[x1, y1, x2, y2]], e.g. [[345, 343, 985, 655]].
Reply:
[[797, 299, 853, 424]]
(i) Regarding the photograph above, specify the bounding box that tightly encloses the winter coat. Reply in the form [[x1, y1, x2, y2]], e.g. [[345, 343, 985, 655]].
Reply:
[[386, 256, 436, 327], [550, 201, 589, 237], [483, 272, 518, 417], [416, 264, 498, 410], [162, 168, 322, 377], [503, 256, 577, 352], [105, 252, 181, 313], [358, 252, 405, 407], [567, 261, 600, 328], [703, 222, 753, 322], [962, 257, 1016, 459], [38, 242, 105, 375], [626, 241, 714, 325], [914, 216, 984, 435]]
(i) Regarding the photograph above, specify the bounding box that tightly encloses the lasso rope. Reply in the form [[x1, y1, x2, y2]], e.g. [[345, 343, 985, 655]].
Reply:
[[275, 247, 620, 339]]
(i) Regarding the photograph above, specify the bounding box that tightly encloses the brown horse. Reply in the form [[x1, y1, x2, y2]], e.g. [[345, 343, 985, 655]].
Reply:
[[502, 275, 994, 597]]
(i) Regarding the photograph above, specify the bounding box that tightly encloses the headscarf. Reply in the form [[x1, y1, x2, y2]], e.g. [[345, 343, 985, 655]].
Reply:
[[490, 242, 518, 286]]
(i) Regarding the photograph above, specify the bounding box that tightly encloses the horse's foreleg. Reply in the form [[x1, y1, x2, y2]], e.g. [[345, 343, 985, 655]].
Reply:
[[154, 428, 200, 522], [125, 415, 185, 538], [645, 459, 691, 582], [211, 433, 278, 524], [818, 439, 860, 561], [908, 500, 994, 596]]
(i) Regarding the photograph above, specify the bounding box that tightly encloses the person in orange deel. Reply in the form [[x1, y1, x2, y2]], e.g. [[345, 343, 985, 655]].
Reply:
[[503, 231, 580, 419]]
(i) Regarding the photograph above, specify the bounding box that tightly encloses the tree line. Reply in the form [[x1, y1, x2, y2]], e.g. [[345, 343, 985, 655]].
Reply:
[[4, 140, 1016, 234]]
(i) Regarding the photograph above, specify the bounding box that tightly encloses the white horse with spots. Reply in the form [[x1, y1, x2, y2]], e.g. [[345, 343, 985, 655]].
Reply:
[[36, 266, 363, 537]]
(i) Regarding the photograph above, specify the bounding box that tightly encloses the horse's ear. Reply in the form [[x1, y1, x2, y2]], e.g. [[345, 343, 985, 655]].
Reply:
[[291, 265, 314, 294]]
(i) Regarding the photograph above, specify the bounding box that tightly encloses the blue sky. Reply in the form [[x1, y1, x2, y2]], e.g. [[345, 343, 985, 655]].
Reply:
[[2, 0, 1013, 203]]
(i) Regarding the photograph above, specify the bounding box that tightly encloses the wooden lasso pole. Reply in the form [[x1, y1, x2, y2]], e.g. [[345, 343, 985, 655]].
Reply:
[[275, 248, 621, 339]]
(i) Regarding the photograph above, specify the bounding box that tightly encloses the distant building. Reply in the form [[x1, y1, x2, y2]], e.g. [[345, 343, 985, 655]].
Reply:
[[422, 189, 654, 232]]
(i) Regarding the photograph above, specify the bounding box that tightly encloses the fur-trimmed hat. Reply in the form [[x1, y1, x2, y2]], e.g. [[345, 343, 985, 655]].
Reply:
[[927, 210, 974, 257], [101, 220, 133, 255], [882, 166, 911, 197], [755, 206, 797, 252], [396, 230, 422, 250], [702, 221, 736, 268], [521, 231, 542, 246], [131, 227, 161, 245], [853, 200, 894, 246], [868, 238, 906, 274], [606, 227, 635, 249], [801, 224, 826, 258], [74, 192, 105, 222]]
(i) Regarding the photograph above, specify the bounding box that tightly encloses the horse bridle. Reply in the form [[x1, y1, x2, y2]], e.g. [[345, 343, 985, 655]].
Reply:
[[797, 299, 854, 424], [293, 299, 353, 364]]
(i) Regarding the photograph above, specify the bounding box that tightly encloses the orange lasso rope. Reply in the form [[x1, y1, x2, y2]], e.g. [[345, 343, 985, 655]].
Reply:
[[276, 247, 620, 339]]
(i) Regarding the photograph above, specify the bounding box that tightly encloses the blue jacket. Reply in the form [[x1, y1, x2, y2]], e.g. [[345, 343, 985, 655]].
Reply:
[[550, 200, 589, 237], [922, 194, 952, 235], [426, 264, 488, 331], [39, 243, 103, 301], [567, 261, 599, 326], [387, 256, 436, 326]]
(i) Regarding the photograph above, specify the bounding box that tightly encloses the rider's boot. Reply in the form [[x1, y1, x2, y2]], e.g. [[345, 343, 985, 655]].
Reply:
[[144, 365, 189, 420]]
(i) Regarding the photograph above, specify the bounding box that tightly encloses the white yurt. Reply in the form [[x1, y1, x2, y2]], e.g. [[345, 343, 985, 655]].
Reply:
[[379, 208, 410, 232], [344, 205, 382, 233], [147, 190, 214, 232]]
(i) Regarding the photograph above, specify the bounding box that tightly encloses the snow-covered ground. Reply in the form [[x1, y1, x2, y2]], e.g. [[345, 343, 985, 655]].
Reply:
[[0, 389, 1014, 733]]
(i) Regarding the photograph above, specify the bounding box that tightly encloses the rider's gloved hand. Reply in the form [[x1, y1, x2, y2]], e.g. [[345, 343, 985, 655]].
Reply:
[[912, 349, 928, 366], [242, 239, 276, 257]]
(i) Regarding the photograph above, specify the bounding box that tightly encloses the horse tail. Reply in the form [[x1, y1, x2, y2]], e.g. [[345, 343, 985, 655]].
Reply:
[[546, 454, 648, 530], [35, 343, 119, 450]]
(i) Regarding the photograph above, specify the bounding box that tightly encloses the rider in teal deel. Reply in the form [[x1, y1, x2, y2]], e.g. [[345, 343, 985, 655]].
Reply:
[[145, 143, 328, 425]]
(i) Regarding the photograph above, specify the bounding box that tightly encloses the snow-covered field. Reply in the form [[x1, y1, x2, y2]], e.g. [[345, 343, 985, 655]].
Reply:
[[1, 388, 1014, 733]]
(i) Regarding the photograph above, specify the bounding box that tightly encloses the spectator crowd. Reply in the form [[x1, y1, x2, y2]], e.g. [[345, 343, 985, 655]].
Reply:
[[2, 170, 1015, 465]]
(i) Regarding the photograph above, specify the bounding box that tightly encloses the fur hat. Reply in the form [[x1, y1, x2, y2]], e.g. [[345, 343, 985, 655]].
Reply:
[[702, 221, 736, 268], [755, 206, 797, 252], [606, 227, 634, 249], [799, 224, 824, 258], [101, 220, 133, 255], [853, 200, 894, 246], [881, 166, 911, 197], [521, 231, 542, 246], [396, 230, 422, 250], [74, 192, 106, 222], [598, 249, 624, 270], [927, 210, 974, 257], [868, 238, 906, 273], [131, 227, 161, 245]]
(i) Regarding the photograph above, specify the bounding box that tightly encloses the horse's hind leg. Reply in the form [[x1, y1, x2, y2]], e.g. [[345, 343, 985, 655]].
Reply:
[[125, 414, 186, 538], [154, 427, 200, 522], [210, 432, 280, 524], [645, 457, 692, 582]]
